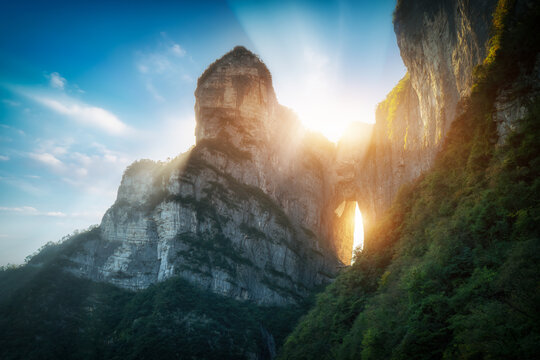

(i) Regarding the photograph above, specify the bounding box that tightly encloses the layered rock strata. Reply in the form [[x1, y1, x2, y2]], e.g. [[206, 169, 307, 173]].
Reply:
[[65, 47, 354, 305]]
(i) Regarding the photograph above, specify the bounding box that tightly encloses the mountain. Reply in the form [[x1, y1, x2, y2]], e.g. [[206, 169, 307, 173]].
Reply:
[[1, 0, 539, 358], [0, 47, 359, 359], [58, 46, 366, 305], [279, 0, 540, 358]]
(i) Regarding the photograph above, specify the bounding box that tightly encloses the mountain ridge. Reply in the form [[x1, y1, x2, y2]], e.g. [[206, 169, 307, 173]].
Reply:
[[1, 0, 539, 358]]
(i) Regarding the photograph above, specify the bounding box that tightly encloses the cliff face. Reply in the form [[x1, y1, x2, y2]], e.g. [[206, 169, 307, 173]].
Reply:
[[338, 0, 499, 232], [65, 47, 353, 305], [59, 0, 529, 305]]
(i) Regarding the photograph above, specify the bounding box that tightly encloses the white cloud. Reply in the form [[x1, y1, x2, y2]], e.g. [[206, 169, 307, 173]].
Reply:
[[35, 96, 129, 135], [171, 43, 186, 57], [0, 155, 9, 161], [45, 211, 67, 217], [0, 206, 66, 217], [75, 167, 88, 177], [29, 152, 64, 170], [24, 138, 131, 201], [0, 206, 37, 213], [49, 72, 67, 89]]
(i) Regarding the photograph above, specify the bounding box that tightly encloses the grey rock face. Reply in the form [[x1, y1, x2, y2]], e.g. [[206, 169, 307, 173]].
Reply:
[[395, 0, 498, 145], [65, 47, 350, 305], [495, 54, 540, 144], [337, 0, 499, 234], [64, 1, 527, 303]]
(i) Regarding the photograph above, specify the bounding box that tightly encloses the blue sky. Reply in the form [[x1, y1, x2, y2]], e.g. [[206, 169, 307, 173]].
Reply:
[[0, 0, 405, 265]]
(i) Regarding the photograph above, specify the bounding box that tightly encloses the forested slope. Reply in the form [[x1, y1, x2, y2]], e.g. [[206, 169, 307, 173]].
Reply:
[[279, 1, 540, 358]]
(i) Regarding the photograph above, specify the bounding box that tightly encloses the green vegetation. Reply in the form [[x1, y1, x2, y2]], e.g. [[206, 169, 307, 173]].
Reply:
[[376, 72, 410, 141], [2, 2, 538, 359], [279, 1, 540, 359], [186, 155, 297, 234], [177, 232, 255, 275], [195, 138, 253, 163], [0, 144, 309, 359], [0, 259, 310, 360]]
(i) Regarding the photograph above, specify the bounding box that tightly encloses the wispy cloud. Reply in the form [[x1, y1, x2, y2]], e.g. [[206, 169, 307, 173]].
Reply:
[[2, 99, 21, 107], [28, 152, 64, 170], [145, 82, 165, 102], [135, 37, 192, 101], [0, 124, 25, 136], [137, 53, 172, 75], [0, 155, 9, 161], [48, 72, 67, 89], [0, 206, 66, 217], [0, 176, 47, 196], [0, 206, 101, 219], [7, 76, 126, 136], [171, 43, 186, 57], [23, 138, 131, 199], [34, 96, 129, 135]]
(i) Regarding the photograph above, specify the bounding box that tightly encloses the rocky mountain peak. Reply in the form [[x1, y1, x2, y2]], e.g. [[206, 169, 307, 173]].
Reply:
[[195, 46, 277, 144], [62, 46, 352, 305], [197, 46, 272, 87]]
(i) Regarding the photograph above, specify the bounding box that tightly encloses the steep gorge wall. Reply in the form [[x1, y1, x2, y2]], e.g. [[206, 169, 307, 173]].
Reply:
[[338, 0, 499, 234]]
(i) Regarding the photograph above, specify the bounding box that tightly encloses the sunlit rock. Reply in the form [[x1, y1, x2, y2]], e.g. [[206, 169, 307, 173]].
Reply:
[[65, 46, 357, 305]]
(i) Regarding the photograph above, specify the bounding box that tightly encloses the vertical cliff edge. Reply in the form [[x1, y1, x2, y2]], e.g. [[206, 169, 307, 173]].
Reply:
[[338, 0, 500, 234], [61, 46, 356, 305]]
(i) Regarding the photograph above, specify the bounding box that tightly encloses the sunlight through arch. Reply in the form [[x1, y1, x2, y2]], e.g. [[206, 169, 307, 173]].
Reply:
[[352, 202, 364, 263]]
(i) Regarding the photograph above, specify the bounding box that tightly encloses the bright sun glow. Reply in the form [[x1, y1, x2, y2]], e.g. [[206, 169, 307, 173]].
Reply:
[[295, 98, 375, 142], [272, 47, 376, 143], [352, 202, 364, 261]]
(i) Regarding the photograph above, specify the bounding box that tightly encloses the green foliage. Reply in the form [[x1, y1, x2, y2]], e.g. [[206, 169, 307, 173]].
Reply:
[[0, 264, 309, 360], [280, 1, 540, 359], [177, 231, 254, 275], [376, 73, 410, 140], [186, 155, 297, 235], [196, 138, 253, 162]]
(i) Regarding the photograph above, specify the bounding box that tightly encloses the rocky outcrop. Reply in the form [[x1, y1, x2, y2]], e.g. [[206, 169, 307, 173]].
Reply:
[[62, 0, 531, 305], [65, 47, 354, 305], [334, 0, 500, 233]]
